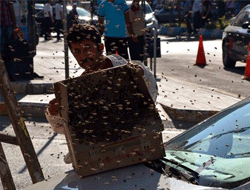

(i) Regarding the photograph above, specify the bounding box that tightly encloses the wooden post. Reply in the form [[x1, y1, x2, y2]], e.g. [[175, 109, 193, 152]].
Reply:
[[0, 142, 16, 190], [0, 134, 19, 146], [0, 57, 44, 184]]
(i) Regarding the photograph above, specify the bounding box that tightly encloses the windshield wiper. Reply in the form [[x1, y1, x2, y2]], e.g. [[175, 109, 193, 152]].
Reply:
[[160, 157, 199, 184]]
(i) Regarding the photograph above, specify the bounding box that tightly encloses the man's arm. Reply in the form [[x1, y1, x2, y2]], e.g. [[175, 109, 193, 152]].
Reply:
[[125, 11, 138, 42], [49, 6, 54, 23], [60, 6, 63, 20], [98, 17, 105, 33], [10, 1, 24, 39], [9, 1, 17, 29]]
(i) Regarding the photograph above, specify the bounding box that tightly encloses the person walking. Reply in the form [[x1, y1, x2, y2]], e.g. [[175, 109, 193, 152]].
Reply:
[[54, 0, 63, 42], [97, 0, 135, 60], [127, 0, 145, 61], [43, 0, 54, 41]]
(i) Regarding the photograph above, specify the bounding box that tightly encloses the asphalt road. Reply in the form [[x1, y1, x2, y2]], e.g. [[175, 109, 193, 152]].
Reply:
[[156, 36, 250, 98]]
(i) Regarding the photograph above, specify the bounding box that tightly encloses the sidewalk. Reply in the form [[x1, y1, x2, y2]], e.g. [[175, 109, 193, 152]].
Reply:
[[0, 37, 242, 123]]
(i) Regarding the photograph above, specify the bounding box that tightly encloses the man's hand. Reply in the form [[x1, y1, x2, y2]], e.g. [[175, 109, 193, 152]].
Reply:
[[13, 28, 24, 39], [132, 35, 139, 43], [128, 63, 144, 75], [48, 98, 59, 116]]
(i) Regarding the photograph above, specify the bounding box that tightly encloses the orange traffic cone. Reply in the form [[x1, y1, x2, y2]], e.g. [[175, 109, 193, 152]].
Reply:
[[115, 50, 119, 55], [195, 35, 206, 66], [243, 43, 250, 80]]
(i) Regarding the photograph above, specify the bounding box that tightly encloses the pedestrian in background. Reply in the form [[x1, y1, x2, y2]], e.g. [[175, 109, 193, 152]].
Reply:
[[201, 0, 213, 28], [43, 0, 54, 41], [226, 0, 240, 18], [54, 0, 63, 42], [0, 0, 24, 57], [183, 0, 193, 35], [68, 3, 78, 29], [128, 0, 146, 61], [0, 0, 17, 57], [192, 0, 203, 34], [98, 0, 135, 60]]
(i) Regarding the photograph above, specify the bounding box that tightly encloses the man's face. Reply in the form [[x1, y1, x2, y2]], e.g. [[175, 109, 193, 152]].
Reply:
[[70, 40, 102, 72]]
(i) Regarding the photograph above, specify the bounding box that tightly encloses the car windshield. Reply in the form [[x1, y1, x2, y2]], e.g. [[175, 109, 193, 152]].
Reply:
[[126, 1, 153, 14], [165, 97, 250, 188], [67, 6, 91, 17]]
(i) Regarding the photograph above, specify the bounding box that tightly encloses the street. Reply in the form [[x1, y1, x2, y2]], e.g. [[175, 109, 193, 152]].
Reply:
[[157, 36, 249, 98]]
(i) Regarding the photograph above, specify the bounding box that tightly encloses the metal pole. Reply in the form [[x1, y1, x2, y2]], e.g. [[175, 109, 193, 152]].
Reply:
[[153, 28, 157, 78], [63, 0, 69, 79], [142, 0, 147, 66], [90, 0, 94, 25], [150, 30, 153, 70]]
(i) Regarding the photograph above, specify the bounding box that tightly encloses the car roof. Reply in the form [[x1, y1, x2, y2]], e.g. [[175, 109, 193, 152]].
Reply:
[[242, 4, 250, 11], [126, 1, 150, 5], [35, 3, 44, 9]]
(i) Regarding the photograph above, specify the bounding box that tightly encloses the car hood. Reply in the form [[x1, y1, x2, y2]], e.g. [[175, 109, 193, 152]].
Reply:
[[24, 163, 224, 190], [165, 150, 250, 189], [78, 15, 98, 21]]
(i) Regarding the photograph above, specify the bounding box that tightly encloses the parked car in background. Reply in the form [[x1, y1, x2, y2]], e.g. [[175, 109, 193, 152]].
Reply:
[[34, 4, 98, 37], [222, 4, 250, 68]]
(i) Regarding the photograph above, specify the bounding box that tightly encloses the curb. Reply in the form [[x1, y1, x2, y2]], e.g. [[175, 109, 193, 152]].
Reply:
[[11, 81, 53, 94], [159, 27, 223, 38], [159, 27, 187, 36], [0, 102, 47, 117], [160, 103, 218, 123]]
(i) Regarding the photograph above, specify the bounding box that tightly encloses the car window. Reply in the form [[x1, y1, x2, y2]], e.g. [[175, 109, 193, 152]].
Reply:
[[234, 12, 248, 27], [76, 7, 91, 17], [166, 98, 250, 158], [36, 10, 44, 18]]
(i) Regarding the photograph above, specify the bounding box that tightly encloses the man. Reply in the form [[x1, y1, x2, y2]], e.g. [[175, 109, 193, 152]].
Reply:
[[183, 0, 193, 35], [68, 3, 78, 29], [43, 0, 54, 41], [97, 0, 136, 60], [45, 24, 157, 163], [192, 0, 203, 34], [54, 0, 63, 41], [0, 0, 24, 81], [128, 0, 146, 61], [0, 0, 18, 56]]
